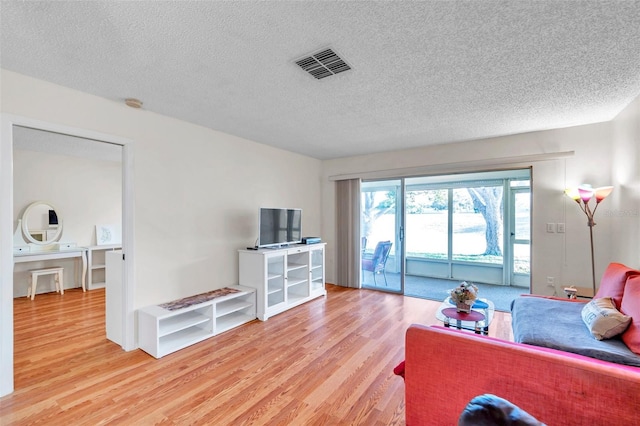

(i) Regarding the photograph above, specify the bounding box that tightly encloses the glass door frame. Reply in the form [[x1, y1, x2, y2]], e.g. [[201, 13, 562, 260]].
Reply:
[[508, 185, 532, 287], [360, 178, 405, 294]]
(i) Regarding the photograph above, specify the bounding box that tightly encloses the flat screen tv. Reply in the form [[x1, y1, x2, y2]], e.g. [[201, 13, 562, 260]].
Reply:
[[258, 208, 302, 248]]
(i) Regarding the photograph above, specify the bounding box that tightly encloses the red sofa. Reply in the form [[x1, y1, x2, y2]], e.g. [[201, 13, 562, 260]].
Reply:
[[399, 324, 640, 425]]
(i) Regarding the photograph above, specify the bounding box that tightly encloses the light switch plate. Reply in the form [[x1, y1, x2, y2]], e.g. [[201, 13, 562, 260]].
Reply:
[[546, 223, 556, 233]]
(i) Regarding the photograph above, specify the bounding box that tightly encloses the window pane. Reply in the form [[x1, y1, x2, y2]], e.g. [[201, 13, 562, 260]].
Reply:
[[514, 192, 530, 240], [514, 243, 530, 274], [361, 188, 397, 256], [510, 179, 530, 188], [452, 186, 503, 264], [405, 189, 448, 259]]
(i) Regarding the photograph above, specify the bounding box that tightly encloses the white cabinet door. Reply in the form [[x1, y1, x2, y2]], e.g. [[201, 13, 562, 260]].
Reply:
[[286, 250, 310, 305], [310, 245, 325, 294], [266, 253, 286, 310]]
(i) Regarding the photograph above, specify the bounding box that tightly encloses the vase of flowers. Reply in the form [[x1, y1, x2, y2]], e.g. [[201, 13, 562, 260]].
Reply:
[[449, 281, 479, 313]]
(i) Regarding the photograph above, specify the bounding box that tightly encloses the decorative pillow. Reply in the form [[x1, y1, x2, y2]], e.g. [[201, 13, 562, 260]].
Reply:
[[621, 275, 640, 354], [581, 297, 631, 340], [594, 263, 640, 309]]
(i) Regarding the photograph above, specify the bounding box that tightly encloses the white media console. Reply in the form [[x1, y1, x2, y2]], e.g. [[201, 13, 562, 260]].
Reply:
[[135, 243, 325, 358], [238, 243, 326, 321]]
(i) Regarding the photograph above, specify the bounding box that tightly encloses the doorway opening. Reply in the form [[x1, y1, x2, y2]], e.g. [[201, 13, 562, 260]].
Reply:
[[1, 115, 134, 397]]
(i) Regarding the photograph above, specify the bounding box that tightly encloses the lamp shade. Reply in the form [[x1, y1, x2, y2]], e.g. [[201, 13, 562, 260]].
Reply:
[[564, 188, 581, 200], [578, 186, 594, 203], [594, 186, 613, 203]]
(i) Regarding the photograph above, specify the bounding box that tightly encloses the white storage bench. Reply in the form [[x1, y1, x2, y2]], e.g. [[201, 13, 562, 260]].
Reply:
[[138, 285, 256, 358]]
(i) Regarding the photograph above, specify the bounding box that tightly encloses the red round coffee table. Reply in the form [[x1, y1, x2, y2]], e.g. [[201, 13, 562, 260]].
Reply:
[[436, 298, 494, 335]]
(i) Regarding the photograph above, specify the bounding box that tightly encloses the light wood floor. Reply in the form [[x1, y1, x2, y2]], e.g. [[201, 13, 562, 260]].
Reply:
[[1, 285, 513, 425]]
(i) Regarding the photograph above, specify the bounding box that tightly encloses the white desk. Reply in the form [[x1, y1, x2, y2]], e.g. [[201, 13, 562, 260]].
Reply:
[[14, 248, 87, 292]]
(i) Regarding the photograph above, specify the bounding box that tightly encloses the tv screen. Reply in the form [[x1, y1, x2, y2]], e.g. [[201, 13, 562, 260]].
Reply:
[[258, 208, 302, 248]]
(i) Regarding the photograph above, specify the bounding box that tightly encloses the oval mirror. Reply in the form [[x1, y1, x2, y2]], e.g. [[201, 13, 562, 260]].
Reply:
[[21, 201, 63, 245]]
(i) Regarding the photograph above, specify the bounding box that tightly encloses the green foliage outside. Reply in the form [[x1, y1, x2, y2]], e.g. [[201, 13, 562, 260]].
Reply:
[[362, 186, 530, 274]]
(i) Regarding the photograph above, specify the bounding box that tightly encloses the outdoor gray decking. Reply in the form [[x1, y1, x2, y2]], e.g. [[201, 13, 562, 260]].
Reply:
[[363, 272, 528, 312]]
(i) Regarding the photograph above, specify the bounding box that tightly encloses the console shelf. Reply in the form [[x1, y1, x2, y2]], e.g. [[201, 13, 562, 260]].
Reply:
[[159, 310, 210, 337], [287, 278, 308, 287], [138, 285, 256, 358], [217, 311, 254, 334], [287, 263, 307, 272], [216, 299, 253, 317], [159, 327, 210, 350], [239, 243, 326, 321]]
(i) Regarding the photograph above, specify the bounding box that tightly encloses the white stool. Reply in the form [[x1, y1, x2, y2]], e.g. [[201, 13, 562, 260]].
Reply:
[[27, 267, 64, 300]]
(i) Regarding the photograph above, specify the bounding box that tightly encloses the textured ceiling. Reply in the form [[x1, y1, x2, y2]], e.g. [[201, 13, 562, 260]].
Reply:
[[2, 1, 640, 160]]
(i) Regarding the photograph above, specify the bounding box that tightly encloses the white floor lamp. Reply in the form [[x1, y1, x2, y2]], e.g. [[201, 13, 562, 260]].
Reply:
[[564, 184, 613, 296]]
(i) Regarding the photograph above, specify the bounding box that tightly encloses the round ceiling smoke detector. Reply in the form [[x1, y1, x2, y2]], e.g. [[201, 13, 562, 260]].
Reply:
[[125, 98, 143, 108]]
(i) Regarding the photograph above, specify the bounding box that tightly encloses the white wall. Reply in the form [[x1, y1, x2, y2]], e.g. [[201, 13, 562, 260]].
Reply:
[[321, 115, 638, 296], [13, 149, 122, 246], [610, 95, 640, 267], [1, 69, 323, 307]]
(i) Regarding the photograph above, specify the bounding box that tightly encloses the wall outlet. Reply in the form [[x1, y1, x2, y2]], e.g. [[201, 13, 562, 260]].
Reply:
[[546, 223, 556, 233], [557, 223, 565, 233], [547, 276, 555, 286]]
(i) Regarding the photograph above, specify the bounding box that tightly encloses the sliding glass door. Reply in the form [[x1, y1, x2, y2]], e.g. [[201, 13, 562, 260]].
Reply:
[[360, 179, 403, 293], [360, 170, 531, 304]]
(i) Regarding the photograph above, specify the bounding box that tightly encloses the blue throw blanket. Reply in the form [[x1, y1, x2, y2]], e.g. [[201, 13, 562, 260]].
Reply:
[[511, 296, 640, 367]]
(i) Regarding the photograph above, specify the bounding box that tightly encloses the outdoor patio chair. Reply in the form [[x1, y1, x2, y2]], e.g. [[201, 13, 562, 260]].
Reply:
[[362, 240, 392, 286]]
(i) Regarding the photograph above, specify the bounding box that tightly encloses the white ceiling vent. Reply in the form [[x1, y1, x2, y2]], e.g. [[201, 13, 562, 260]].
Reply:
[[295, 48, 352, 80]]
